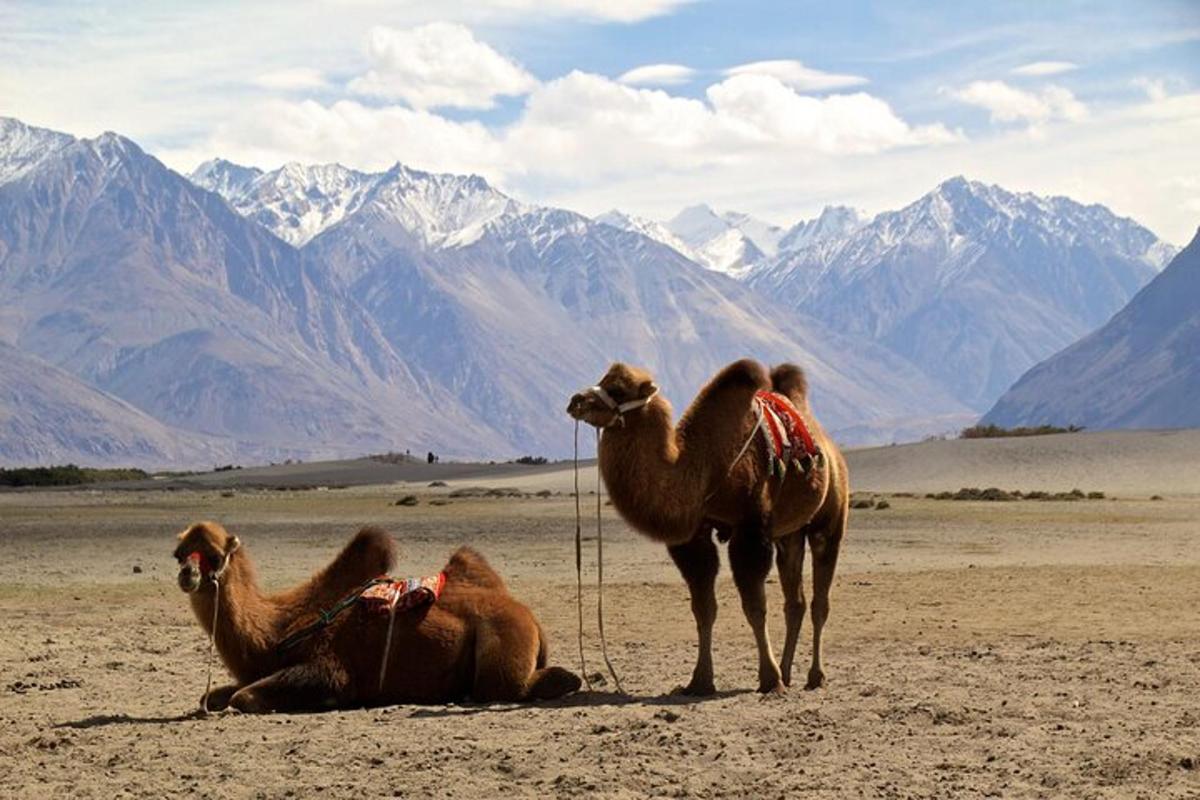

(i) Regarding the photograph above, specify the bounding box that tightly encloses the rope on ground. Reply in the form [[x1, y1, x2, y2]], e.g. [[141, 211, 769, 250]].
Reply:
[[595, 426, 624, 693]]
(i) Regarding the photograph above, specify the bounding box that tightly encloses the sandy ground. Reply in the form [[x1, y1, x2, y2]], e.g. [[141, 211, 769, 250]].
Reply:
[[2, 438, 1199, 798]]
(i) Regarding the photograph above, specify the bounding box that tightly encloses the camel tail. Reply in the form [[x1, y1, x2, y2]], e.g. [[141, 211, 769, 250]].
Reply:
[[535, 622, 549, 669], [770, 363, 808, 400]]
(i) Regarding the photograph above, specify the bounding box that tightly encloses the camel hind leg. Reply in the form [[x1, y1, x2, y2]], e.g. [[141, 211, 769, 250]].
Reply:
[[730, 527, 783, 693], [471, 613, 581, 702], [774, 530, 807, 687], [805, 509, 846, 690]]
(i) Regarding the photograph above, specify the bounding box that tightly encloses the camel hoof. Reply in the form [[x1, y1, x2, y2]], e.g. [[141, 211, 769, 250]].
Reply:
[[229, 690, 270, 714], [671, 680, 716, 697], [804, 670, 826, 691], [757, 679, 786, 695], [199, 685, 237, 712]]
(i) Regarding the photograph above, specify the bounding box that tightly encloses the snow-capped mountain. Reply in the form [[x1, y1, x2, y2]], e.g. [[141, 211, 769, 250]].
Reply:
[[749, 177, 1172, 409], [1, 116, 1183, 466], [191, 159, 521, 250], [0, 117, 977, 465], [982, 228, 1200, 430], [664, 205, 782, 276], [303, 174, 971, 452], [0, 119, 509, 464], [777, 205, 867, 251], [0, 117, 75, 185], [595, 210, 700, 262]]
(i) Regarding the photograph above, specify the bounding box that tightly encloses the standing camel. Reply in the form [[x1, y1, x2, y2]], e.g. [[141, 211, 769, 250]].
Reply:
[[174, 521, 580, 711], [567, 359, 849, 694]]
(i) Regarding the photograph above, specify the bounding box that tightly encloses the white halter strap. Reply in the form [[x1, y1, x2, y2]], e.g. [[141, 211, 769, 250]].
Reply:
[[589, 384, 658, 424]]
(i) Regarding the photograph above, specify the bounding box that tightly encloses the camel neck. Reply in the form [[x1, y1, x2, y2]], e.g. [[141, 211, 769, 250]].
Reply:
[[597, 400, 710, 544], [190, 553, 280, 684]]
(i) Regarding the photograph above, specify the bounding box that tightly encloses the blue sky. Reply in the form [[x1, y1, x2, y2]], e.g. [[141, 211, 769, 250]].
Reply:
[[2, 0, 1198, 241]]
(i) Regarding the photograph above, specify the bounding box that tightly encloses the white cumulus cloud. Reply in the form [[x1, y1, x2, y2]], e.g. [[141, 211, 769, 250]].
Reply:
[[192, 98, 505, 178], [1011, 61, 1078, 77], [950, 80, 1087, 124], [724, 60, 868, 92], [617, 63, 697, 87], [348, 23, 538, 110], [707, 74, 960, 153], [503, 71, 959, 181]]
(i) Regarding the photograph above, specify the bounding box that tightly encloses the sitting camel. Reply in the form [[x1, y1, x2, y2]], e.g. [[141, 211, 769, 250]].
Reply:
[[174, 521, 580, 712], [567, 359, 849, 695]]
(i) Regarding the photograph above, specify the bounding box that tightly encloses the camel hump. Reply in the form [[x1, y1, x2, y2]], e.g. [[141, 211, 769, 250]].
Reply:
[[712, 359, 771, 391], [770, 363, 808, 400], [444, 546, 507, 591], [334, 527, 397, 576]]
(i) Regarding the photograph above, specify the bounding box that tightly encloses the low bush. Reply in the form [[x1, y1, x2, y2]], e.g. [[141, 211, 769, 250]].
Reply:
[[959, 424, 1084, 439], [0, 464, 149, 487]]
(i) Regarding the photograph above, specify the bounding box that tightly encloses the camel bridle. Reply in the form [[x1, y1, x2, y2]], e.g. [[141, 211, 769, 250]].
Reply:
[[182, 538, 240, 714], [583, 384, 658, 428]]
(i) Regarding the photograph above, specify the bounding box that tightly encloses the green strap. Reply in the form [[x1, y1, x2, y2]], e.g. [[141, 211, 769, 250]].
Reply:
[[276, 577, 391, 653]]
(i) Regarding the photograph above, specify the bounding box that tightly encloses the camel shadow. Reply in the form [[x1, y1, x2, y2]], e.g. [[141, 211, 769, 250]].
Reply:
[[53, 689, 755, 727], [404, 687, 752, 718], [55, 711, 207, 729]]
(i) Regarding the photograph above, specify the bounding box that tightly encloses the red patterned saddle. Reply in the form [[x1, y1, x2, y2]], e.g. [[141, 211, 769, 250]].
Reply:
[[753, 390, 822, 479], [359, 572, 446, 615]]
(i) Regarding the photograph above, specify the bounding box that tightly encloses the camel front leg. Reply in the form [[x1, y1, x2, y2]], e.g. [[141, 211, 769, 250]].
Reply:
[[730, 528, 783, 693], [806, 511, 846, 690], [199, 683, 240, 712], [667, 528, 720, 696], [774, 530, 807, 687], [229, 662, 347, 713]]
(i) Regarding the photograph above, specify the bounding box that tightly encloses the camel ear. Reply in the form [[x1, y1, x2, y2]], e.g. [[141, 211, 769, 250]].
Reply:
[[226, 535, 241, 555], [638, 380, 658, 398]]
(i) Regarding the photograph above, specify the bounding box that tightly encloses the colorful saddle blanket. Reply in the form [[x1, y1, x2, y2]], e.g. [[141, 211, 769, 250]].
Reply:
[[753, 390, 822, 479], [359, 572, 446, 615]]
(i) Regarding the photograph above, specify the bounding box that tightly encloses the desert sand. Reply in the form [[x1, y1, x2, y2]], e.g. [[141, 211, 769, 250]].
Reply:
[[1, 431, 1198, 798]]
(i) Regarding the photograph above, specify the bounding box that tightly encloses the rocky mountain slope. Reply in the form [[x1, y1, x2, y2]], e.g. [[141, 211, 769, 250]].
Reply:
[[982, 229, 1200, 429]]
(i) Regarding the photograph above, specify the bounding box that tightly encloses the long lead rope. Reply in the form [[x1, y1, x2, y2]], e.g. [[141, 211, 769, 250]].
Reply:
[[573, 421, 592, 691], [595, 427, 623, 693], [200, 575, 221, 714]]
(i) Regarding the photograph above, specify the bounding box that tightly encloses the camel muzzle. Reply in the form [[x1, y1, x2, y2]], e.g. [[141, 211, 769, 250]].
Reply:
[[566, 392, 588, 419], [178, 562, 202, 594]]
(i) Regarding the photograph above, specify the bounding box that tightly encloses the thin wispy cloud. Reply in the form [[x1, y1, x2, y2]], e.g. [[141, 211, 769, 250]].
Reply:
[[253, 68, 330, 92], [724, 60, 869, 92], [617, 64, 696, 87], [1011, 61, 1078, 77]]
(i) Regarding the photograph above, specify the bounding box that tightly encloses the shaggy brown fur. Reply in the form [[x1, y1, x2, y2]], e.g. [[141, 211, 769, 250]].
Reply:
[[567, 359, 850, 694], [174, 521, 580, 712]]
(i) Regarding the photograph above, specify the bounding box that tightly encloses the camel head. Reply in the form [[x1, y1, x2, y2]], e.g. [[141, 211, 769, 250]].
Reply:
[[172, 520, 241, 594], [567, 362, 659, 429]]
